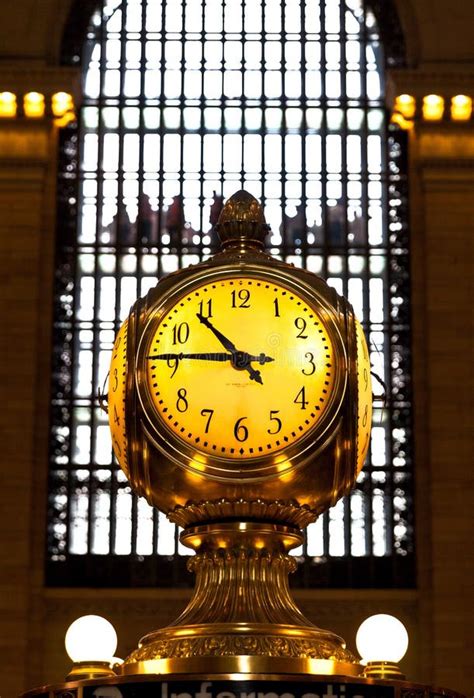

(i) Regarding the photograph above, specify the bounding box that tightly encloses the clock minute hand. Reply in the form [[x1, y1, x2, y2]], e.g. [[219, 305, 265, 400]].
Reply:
[[196, 313, 238, 353], [147, 352, 232, 362], [147, 352, 274, 364]]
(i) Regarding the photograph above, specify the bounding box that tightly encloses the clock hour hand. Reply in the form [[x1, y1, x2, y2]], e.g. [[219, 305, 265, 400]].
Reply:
[[245, 364, 263, 385]]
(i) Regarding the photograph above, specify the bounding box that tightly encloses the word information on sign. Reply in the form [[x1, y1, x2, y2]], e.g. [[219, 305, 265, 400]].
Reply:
[[84, 680, 396, 698]]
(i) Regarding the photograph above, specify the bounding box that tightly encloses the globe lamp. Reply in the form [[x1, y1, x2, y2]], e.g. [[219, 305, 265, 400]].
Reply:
[[356, 613, 408, 679], [65, 614, 119, 680]]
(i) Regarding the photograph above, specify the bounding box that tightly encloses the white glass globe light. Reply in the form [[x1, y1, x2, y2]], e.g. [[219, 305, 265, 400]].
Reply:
[[65, 615, 118, 663], [356, 613, 409, 664]]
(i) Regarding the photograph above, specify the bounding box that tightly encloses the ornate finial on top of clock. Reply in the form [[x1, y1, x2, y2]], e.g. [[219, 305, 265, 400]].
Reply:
[[215, 189, 270, 248]]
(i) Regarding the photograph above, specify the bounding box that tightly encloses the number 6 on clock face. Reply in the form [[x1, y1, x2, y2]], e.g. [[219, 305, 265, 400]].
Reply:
[[141, 276, 342, 460]]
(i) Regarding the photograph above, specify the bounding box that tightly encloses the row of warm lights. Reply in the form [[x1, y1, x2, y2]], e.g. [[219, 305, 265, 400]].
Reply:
[[65, 613, 409, 681], [0, 91, 75, 123], [392, 93, 473, 129]]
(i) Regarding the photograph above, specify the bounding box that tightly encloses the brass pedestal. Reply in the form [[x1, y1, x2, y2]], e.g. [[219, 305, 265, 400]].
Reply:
[[122, 522, 359, 677]]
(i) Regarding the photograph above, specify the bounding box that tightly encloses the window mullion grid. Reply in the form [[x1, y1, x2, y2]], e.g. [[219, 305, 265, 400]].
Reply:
[[371, 9, 394, 564], [381, 115, 398, 570], [360, 0, 375, 562], [300, 0, 308, 271], [280, 0, 288, 260], [61, 125, 81, 560], [219, 0, 226, 199], [377, 41, 400, 571], [389, 127, 413, 568], [384, 114, 396, 568], [156, 0, 168, 281], [319, 0, 330, 562], [109, 0, 126, 559], [116, 0, 139, 558], [110, 10, 124, 556], [339, 0, 351, 566], [300, 0, 309, 560], [198, 0, 205, 260], [137, 0, 158, 556], [240, 0, 245, 191], [176, 0, 186, 278], [169, 0, 188, 561], [85, 0, 109, 557]]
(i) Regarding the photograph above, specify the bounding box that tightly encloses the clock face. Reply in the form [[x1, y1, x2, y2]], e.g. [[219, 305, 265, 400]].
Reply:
[[140, 276, 343, 461], [356, 319, 372, 474], [108, 319, 129, 476]]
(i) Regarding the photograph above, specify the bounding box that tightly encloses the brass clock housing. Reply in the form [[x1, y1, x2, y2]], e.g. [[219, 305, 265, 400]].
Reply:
[[110, 263, 367, 520]]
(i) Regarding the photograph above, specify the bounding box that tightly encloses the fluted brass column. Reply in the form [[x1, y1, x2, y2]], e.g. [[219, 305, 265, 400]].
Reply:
[[122, 522, 359, 676]]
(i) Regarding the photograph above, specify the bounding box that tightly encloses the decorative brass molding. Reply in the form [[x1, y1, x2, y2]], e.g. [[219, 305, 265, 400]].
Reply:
[[127, 632, 355, 663], [169, 498, 318, 528]]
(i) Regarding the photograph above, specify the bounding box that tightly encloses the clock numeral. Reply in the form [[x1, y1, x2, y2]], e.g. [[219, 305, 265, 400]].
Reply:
[[294, 386, 308, 410], [231, 289, 251, 308], [363, 367, 369, 390], [172, 322, 190, 345], [167, 356, 179, 378], [113, 405, 120, 426], [200, 408, 214, 433], [302, 352, 316, 376], [273, 297, 280, 317], [112, 367, 118, 392], [198, 298, 213, 318], [295, 317, 308, 339], [176, 388, 189, 413], [234, 416, 249, 442], [362, 404, 368, 427], [267, 410, 282, 435]]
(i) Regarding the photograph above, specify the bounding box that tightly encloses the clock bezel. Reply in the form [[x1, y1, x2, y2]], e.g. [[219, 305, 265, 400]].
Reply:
[[135, 264, 348, 482]]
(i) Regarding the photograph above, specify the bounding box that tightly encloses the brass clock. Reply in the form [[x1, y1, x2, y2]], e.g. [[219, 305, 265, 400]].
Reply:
[[106, 190, 373, 676], [108, 190, 371, 520]]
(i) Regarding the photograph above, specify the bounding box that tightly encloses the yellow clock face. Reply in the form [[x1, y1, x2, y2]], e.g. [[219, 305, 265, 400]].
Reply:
[[142, 276, 343, 460], [356, 319, 372, 474], [108, 319, 129, 477]]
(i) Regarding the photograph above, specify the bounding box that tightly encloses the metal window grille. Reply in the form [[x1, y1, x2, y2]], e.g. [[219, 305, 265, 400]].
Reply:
[[48, 0, 413, 587]]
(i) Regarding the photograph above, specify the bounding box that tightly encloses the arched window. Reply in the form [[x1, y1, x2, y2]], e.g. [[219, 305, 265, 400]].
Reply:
[[49, 0, 412, 587]]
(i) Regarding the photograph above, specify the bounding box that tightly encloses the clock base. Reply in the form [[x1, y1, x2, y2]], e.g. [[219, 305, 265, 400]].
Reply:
[[121, 522, 359, 676]]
